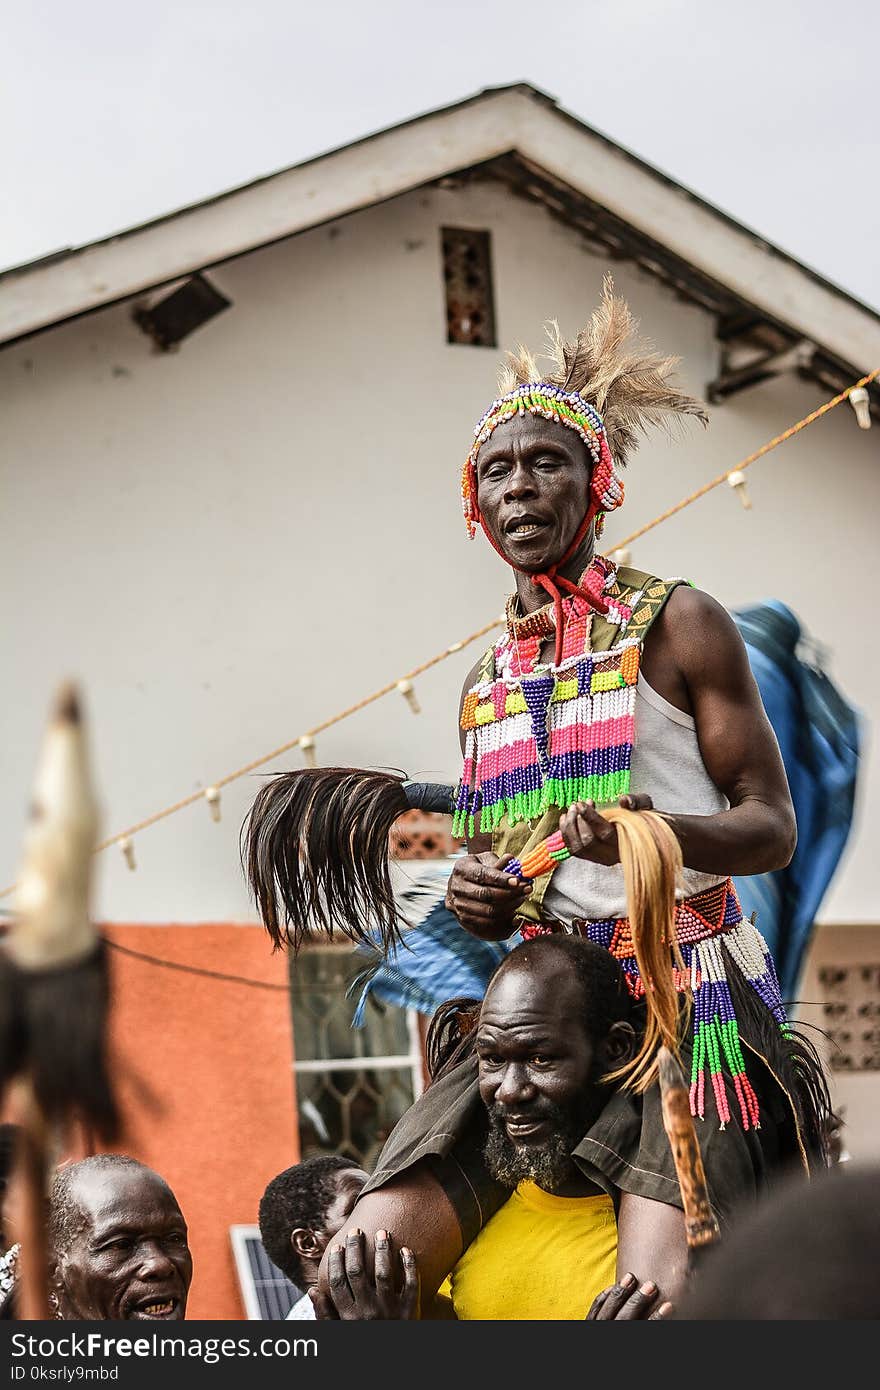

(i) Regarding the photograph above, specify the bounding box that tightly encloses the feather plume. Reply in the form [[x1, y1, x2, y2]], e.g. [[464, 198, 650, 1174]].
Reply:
[[498, 276, 707, 464], [499, 342, 541, 392]]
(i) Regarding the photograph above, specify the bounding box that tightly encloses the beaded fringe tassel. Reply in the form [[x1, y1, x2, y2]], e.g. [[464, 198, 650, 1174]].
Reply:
[[517, 871, 785, 1132], [453, 641, 640, 838]]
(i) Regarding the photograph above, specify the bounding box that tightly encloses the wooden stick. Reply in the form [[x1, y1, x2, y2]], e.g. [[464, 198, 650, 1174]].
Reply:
[[658, 1046, 721, 1258], [10, 1078, 51, 1320]]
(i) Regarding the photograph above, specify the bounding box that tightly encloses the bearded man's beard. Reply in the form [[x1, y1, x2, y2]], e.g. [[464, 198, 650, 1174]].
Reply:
[[483, 1095, 600, 1193]]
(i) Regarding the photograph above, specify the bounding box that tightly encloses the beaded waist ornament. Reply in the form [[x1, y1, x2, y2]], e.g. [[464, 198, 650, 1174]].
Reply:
[[513, 863, 787, 1132]]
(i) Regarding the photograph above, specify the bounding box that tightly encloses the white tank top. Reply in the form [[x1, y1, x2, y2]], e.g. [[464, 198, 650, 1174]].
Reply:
[[542, 672, 728, 923]]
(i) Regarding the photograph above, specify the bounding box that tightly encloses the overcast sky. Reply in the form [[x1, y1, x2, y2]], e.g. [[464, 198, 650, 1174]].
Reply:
[[4, 0, 878, 308]]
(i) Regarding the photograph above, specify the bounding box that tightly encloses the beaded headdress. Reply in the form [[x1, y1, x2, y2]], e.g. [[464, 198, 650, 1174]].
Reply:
[[460, 277, 708, 542], [462, 385, 623, 541]]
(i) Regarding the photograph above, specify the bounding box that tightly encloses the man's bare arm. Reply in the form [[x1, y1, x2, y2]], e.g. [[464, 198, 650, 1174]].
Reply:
[[560, 588, 797, 877], [655, 586, 796, 875], [615, 1191, 689, 1302], [315, 1162, 463, 1314]]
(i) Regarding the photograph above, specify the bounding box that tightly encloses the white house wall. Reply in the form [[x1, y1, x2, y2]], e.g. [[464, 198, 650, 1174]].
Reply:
[[2, 180, 876, 926]]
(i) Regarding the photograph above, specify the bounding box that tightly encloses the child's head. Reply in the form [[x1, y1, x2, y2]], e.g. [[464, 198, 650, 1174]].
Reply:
[[258, 1155, 368, 1289]]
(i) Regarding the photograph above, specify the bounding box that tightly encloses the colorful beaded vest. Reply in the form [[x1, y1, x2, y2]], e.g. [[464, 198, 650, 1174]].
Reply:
[[453, 556, 791, 1131], [453, 557, 663, 839]]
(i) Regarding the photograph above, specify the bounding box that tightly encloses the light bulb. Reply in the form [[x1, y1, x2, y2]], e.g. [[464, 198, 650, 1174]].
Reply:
[[849, 386, 871, 430], [298, 735, 317, 768], [397, 679, 421, 715], [727, 470, 752, 510]]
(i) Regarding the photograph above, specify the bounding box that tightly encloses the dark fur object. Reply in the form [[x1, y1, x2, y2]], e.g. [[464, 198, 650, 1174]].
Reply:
[[242, 767, 412, 953], [402, 782, 455, 813], [0, 940, 118, 1141], [425, 996, 482, 1083], [723, 943, 832, 1166], [0, 952, 27, 1101]]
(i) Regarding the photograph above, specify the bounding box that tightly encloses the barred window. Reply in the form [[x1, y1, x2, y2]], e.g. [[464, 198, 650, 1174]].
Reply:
[[290, 945, 423, 1170], [818, 963, 880, 1072], [442, 228, 496, 347]]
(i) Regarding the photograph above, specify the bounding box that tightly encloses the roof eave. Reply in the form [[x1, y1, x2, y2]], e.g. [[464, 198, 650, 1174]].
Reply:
[[1, 84, 878, 373]]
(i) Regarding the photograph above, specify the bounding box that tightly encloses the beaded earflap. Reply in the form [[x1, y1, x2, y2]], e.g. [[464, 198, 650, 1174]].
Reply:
[[460, 383, 625, 541]]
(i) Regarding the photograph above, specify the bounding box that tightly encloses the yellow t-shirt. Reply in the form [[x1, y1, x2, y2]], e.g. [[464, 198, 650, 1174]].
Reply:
[[449, 1181, 618, 1321]]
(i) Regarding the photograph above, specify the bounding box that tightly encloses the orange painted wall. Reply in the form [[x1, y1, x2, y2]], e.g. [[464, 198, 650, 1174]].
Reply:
[[101, 924, 298, 1320]]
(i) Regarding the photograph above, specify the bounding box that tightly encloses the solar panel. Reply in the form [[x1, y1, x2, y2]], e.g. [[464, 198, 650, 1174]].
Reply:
[[229, 1225, 303, 1320]]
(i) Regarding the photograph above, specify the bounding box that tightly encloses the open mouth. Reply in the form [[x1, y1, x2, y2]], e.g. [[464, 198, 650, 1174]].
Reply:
[[504, 1117, 549, 1141], [127, 1296, 182, 1320], [505, 516, 549, 539]]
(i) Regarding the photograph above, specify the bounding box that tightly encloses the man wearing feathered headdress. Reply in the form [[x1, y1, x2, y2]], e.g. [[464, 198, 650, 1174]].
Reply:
[[448, 277, 794, 977], [380, 279, 825, 1285], [246, 280, 829, 1313]]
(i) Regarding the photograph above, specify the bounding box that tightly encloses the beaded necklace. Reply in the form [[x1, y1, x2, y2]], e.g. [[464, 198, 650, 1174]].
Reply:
[[453, 557, 641, 837]]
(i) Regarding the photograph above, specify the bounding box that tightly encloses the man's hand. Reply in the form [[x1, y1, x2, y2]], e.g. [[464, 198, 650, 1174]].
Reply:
[[559, 794, 655, 866], [445, 852, 532, 940], [310, 1229, 420, 1321], [586, 1273, 673, 1320]]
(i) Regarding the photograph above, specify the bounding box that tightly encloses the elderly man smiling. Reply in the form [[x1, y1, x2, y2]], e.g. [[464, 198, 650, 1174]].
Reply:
[[48, 1155, 192, 1321]]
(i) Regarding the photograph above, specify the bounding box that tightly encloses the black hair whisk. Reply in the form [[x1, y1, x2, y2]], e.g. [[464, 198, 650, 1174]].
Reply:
[[243, 768, 423, 954]]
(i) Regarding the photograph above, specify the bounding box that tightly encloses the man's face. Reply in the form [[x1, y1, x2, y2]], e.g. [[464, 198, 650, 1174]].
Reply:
[[53, 1167, 192, 1321], [315, 1167, 369, 1251], [474, 414, 592, 572], [476, 963, 603, 1192]]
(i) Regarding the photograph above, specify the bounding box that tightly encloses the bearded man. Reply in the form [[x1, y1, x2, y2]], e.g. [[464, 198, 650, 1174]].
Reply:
[[314, 937, 673, 1320], [444, 936, 669, 1319]]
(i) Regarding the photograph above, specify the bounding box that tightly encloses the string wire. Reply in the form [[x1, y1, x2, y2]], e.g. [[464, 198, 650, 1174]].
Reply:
[[1, 369, 875, 904]]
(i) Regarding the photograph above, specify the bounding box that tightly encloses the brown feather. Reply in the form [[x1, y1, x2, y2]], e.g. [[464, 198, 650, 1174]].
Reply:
[[498, 275, 707, 464], [499, 343, 541, 394]]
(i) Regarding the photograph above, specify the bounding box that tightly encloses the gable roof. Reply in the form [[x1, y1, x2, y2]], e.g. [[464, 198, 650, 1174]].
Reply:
[[2, 83, 879, 391]]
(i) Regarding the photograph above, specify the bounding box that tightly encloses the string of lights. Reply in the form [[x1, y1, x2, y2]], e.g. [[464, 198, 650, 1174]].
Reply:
[[1, 369, 875, 905]]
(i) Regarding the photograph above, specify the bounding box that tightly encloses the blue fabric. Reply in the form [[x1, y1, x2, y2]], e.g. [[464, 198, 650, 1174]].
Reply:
[[351, 862, 509, 1024], [732, 601, 860, 998]]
